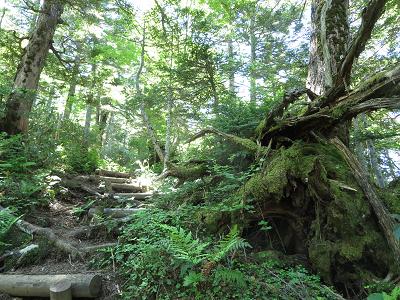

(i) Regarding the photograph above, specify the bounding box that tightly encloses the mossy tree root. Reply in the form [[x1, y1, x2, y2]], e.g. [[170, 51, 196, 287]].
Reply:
[[331, 137, 400, 265]]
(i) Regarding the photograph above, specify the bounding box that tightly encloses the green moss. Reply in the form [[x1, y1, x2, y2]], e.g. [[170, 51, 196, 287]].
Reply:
[[240, 140, 398, 285], [308, 240, 336, 283]]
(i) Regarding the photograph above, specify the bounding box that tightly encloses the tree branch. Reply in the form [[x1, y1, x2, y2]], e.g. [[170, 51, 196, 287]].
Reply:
[[339, 0, 388, 81], [188, 127, 268, 155]]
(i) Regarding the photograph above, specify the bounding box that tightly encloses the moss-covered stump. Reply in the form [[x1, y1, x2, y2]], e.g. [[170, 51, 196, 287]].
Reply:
[[240, 141, 398, 293]]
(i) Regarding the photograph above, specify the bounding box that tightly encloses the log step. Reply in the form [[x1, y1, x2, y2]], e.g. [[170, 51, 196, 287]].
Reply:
[[111, 183, 145, 193], [95, 169, 131, 178], [0, 274, 101, 298], [89, 175, 130, 184], [88, 207, 146, 218], [113, 192, 153, 200]]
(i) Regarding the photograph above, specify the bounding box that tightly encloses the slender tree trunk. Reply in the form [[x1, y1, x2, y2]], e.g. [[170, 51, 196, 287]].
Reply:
[[63, 55, 81, 121], [228, 38, 235, 94], [83, 64, 97, 146], [0, 7, 5, 29], [205, 58, 219, 114], [103, 111, 114, 155], [249, 14, 257, 104], [98, 111, 108, 144], [352, 116, 368, 170], [46, 86, 56, 112], [0, 0, 64, 135], [136, 23, 165, 163], [360, 113, 385, 187], [83, 104, 93, 145], [164, 88, 173, 170]]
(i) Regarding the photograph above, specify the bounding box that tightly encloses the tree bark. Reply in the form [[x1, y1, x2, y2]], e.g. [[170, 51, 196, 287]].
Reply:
[[63, 54, 81, 121], [83, 104, 93, 145], [361, 113, 385, 187], [0, 7, 6, 30], [136, 24, 165, 163], [0, 0, 64, 135], [83, 64, 97, 145], [249, 14, 257, 104], [228, 38, 235, 94]]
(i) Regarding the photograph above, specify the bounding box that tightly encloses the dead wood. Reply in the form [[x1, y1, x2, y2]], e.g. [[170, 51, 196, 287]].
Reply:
[[15, 220, 84, 260], [113, 192, 152, 200], [95, 169, 131, 178], [89, 175, 130, 184], [331, 137, 400, 265]]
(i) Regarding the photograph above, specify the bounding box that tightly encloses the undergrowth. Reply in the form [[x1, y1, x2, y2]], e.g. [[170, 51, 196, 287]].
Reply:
[[96, 163, 342, 299]]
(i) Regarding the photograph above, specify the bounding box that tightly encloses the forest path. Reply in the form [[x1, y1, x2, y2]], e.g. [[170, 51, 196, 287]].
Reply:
[[0, 169, 154, 300]]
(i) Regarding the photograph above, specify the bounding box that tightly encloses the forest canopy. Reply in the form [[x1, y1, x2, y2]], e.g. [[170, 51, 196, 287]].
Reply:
[[0, 0, 399, 299]]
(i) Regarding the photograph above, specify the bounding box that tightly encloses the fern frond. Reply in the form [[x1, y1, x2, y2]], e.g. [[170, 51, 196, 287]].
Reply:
[[160, 224, 209, 265], [214, 267, 247, 288], [0, 208, 19, 240], [208, 224, 250, 262]]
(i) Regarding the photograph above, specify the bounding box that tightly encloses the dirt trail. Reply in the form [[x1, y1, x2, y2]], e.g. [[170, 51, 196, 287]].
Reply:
[[0, 170, 154, 300]]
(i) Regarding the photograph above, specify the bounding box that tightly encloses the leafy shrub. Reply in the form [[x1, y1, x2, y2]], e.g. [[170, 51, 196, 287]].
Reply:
[[64, 143, 100, 173], [0, 133, 54, 212], [97, 206, 339, 299]]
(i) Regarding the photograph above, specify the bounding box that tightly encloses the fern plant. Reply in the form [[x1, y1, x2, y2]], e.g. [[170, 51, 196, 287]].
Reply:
[[0, 208, 19, 250], [159, 224, 209, 265]]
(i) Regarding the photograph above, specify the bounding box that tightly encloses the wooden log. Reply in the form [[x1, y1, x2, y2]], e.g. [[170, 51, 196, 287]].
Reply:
[[0, 206, 83, 260], [111, 183, 144, 193], [95, 169, 131, 178], [50, 280, 72, 300], [0, 274, 101, 298], [89, 175, 130, 184], [88, 207, 145, 218], [15, 219, 83, 260], [113, 192, 153, 200]]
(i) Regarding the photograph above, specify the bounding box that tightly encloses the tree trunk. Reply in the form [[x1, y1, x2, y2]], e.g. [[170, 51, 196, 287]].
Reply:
[[249, 14, 257, 104], [306, 0, 350, 144], [136, 23, 165, 163], [360, 113, 385, 187], [228, 38, 235, 94], [83, 64, 97, 145], [102, 111, 114, 155], [352, 116, 368, 170], [164, 87, 173, 171], [63, 55, 81, 121], [0, 0, 64, 135], [83, 104, 93, 145], [0, 7, 6, 29]]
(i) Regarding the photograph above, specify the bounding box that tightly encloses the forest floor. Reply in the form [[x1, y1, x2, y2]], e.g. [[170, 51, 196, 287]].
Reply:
[[0, 170, 153, 300]]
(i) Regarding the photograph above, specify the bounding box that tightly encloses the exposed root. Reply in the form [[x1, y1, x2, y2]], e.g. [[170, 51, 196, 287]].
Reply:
[[15, 220, 84, 260]]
